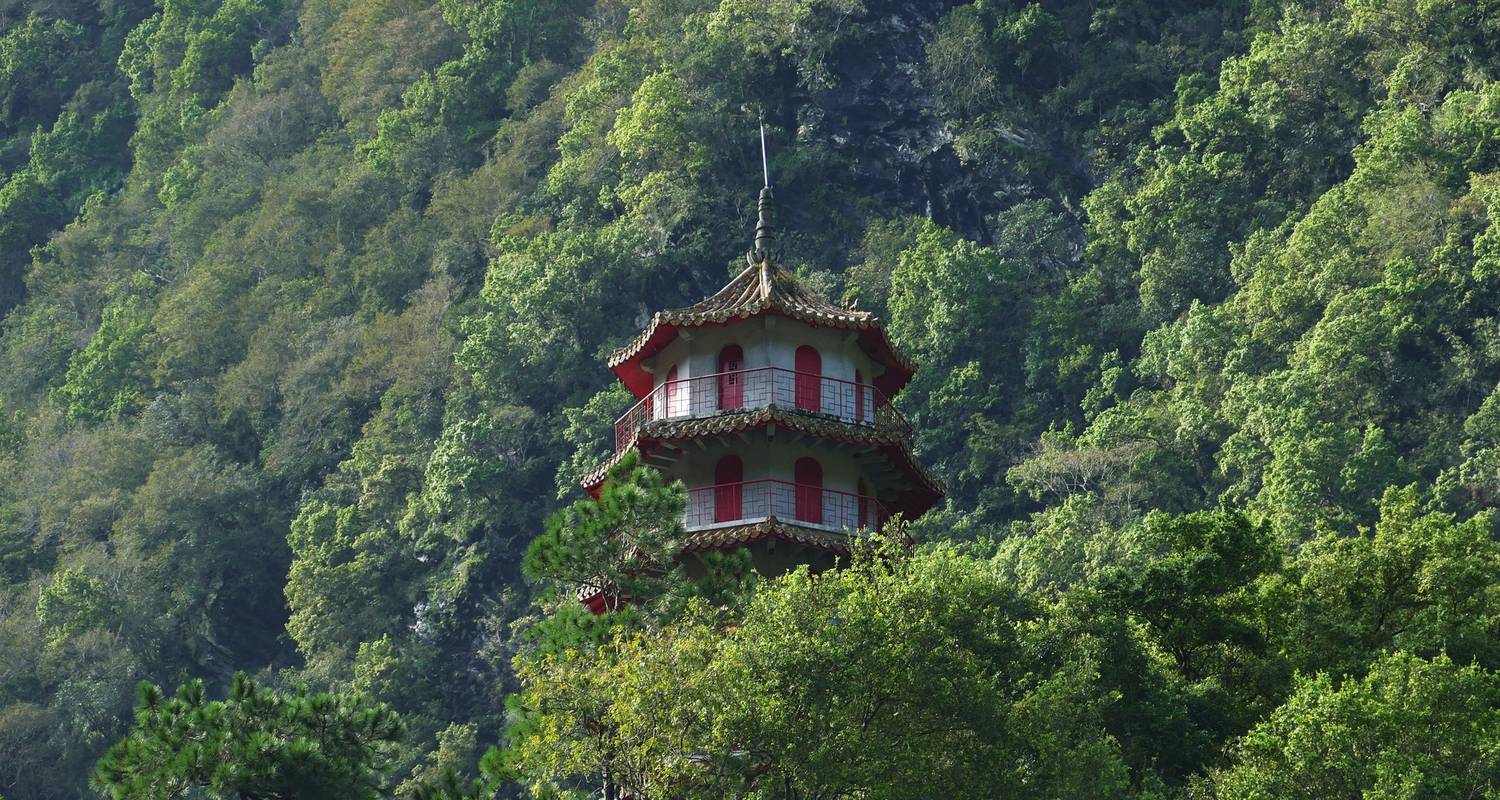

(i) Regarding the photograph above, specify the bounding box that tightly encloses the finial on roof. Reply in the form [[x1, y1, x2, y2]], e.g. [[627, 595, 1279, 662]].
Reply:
[[749, 117, 775, 264], [752, 186, 774, 257]]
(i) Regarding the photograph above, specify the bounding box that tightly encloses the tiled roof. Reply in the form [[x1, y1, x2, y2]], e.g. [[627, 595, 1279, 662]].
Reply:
[[576, 519, 908, 609], [682, 517, 914, 555], [677, 259, 874, 327], [637, 404, 908, 448], [580, 405, 946, 501], [683, 517, 856, 554], [607, 260, 914, 374]]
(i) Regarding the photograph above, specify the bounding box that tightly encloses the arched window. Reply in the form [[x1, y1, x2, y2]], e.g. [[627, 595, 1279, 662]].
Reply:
[[795, 346, 821, 412], [794, 457, 822, 524], [854, 368, 865, 423], [718, 345, 744, 410], [714, 455, 743, 523]]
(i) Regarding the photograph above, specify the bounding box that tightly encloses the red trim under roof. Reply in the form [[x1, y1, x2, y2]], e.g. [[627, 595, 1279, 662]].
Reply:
[[583, 425, 941, 521], [610, 309, 914, 399]]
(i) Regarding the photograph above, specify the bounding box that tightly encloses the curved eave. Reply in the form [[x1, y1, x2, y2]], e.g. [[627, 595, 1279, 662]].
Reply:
[[581, 406, 945, 518], [575, 520, 911, 614], [681, 518, 912, 556], [609, 306, 915, 400], [609, 318, 682, 398], [578, 584, 611, 614]]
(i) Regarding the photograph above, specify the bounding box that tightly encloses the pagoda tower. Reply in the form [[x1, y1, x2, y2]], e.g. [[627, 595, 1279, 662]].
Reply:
[[579, 187, 943, 608]]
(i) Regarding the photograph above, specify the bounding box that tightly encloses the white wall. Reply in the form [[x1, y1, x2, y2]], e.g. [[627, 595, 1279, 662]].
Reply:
[[636, 315, 894, 533], [645, 317, 885, 420], [667, 438, 880, 533]]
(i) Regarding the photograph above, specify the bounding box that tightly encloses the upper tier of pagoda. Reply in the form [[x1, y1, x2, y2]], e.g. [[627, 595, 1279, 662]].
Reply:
[[608, 193, 913, 399]]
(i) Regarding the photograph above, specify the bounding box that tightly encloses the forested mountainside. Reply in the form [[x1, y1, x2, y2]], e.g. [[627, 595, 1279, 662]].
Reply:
[[6, 0, 1500, 796]]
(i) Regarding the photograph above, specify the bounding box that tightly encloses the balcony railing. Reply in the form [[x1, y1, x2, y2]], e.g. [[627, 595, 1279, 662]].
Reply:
[[684, 479, 888, 533], [615, 366, 912, 450]]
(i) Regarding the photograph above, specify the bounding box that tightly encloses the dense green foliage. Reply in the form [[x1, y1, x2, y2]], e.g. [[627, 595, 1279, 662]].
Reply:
[[510, 541, 1130, 799], [6, 0, 1500, 795], [93, 674, 405, 799]]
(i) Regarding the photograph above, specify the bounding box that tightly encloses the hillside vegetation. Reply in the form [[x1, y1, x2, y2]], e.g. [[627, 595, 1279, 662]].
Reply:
[[5, 0, 1500, 796]]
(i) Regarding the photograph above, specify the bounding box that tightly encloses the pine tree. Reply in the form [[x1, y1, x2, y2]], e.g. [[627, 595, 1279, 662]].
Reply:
[[92, 673, 405, 799]]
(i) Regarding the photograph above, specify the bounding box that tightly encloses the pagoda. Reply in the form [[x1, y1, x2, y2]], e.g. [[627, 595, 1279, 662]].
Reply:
[[579, 186, 943, 609]]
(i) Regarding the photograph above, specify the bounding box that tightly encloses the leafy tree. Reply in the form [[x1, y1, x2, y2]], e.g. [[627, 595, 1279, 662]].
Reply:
[[35, 567, 119, 649], [1099, 509, 1278, 681], [1274, 487, 1500, 678], [887, 204, 1074, 521], [285, 501, 411, 663], [1212, 652, 1500, 799], [1096, 508, 1286, 740], [56, 296, 154, 422], [507, 543, 1129, 800]]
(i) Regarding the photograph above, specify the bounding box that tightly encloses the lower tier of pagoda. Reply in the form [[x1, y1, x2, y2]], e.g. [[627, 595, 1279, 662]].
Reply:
[[583, 406, 943, 520]]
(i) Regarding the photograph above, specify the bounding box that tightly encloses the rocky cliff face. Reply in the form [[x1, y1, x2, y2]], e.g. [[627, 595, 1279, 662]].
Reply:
[[779, 0, 1034, 255]]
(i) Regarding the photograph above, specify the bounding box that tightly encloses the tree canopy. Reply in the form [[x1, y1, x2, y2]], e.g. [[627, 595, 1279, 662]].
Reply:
[[3, 0, 1500, 796]]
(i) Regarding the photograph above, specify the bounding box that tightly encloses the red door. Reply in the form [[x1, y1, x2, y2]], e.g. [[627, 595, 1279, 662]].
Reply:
[[794, 457, 822, 524], [795, 346, 821, 412], [718, 345, 744, 410], [660, 364, 678, 418], [714, 455, 743, 522]]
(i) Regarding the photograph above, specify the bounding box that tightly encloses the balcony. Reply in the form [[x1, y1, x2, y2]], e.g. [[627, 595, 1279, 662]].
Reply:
[[615, 366, 912, 451], [684, 479, 888, 533]]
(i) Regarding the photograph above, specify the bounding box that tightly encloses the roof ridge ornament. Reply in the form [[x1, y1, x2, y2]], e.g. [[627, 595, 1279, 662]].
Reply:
[[750, 186, 775, 265]]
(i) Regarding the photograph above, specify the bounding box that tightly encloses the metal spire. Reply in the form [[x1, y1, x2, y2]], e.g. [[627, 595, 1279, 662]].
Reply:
[[751, 116, 775, 263], [760, 117, 770, 189]]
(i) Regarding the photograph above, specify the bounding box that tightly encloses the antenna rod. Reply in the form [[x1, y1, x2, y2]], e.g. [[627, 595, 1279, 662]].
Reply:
[[759, 116, 770, 189]]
